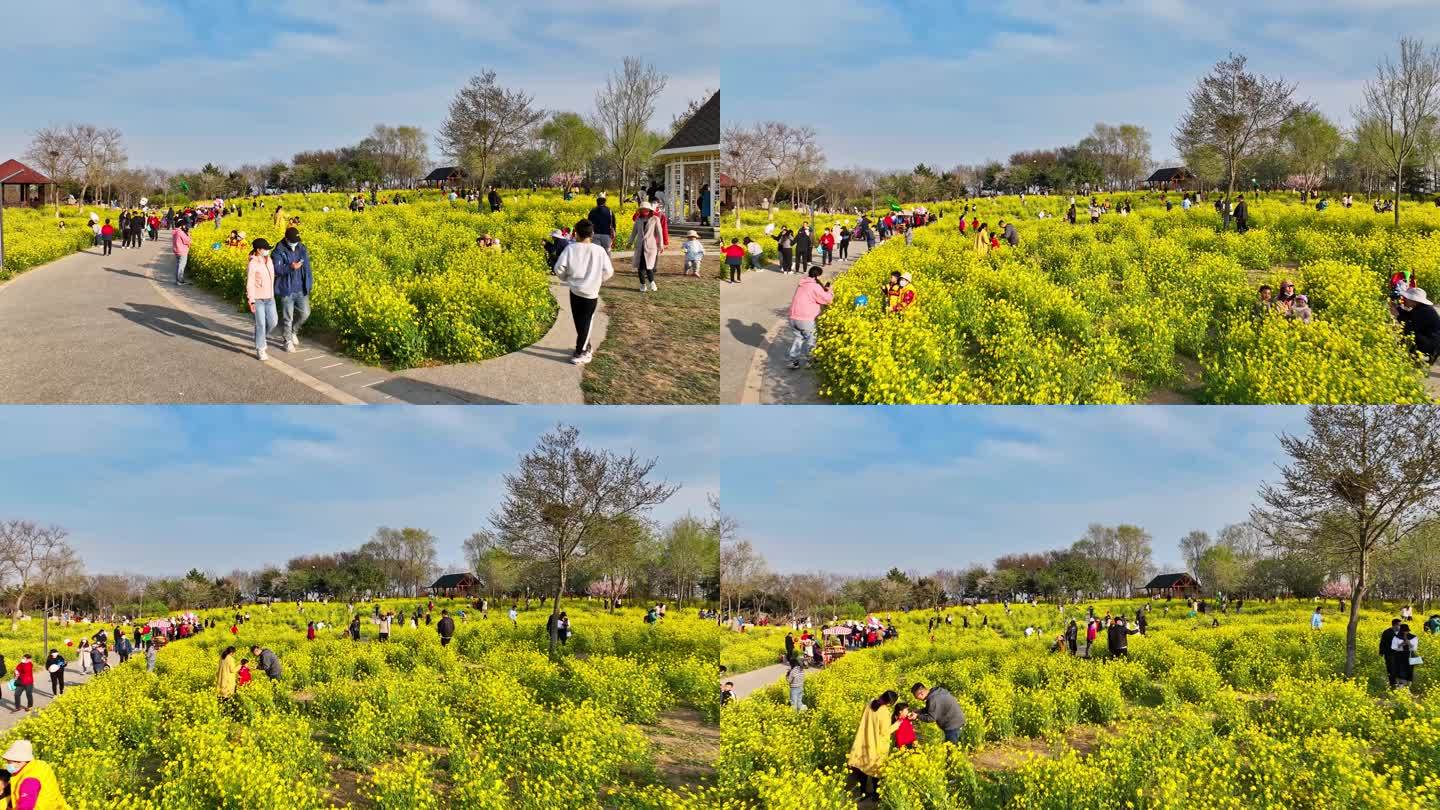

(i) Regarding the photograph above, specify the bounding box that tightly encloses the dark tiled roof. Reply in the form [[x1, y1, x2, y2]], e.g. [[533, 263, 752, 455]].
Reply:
[[424, 166, 466, 182], [1143, 573, 1196, 589], [431, 572, 477, 589], [659, 92, 719, 152], [1146, 167, 1193, 183]]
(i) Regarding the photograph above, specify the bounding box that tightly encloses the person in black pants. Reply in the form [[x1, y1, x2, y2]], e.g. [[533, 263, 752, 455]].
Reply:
[[101, 220, 114, 255], [1394, 286, 1440, 364], [1381, 618, 1401, 688], [839, 226, 851, 259], [776, 227, 794, 274], [1234, 194, 1249, 234], [45, 650, 65, 696], [795, 226, 813, 269]]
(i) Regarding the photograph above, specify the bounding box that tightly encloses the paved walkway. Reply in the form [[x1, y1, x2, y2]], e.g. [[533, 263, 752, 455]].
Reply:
[[0, 233, 609, 404], [729, 663, 789, 700], [719, 239, 873, 404], [0, 648, 125, 734]]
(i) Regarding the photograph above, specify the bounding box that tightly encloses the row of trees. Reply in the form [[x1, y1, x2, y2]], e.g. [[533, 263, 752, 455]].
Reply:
[[3, 426, 720, 658], [723, 406, 1440, 680], [435, 62, 708, 201], [721, 38, 1440, 226], [1174, 42, 1440, 224], [23, 60, 708, 211]]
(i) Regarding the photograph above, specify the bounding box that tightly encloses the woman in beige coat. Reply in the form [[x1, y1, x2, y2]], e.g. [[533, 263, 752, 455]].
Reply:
[[629, 201, 665, 292]]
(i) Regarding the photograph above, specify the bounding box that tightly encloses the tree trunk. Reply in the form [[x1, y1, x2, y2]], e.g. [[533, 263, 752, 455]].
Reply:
[[1344, 553, 1367, 678], [1394, 168, 1402, 227], [619, 158, 629, 214]]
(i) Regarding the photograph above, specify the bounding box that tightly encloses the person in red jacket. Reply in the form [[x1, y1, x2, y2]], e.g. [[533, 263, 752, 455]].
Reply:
[[819, 229, 836, 266], [723, 239, 745, 284], [12, 654, 34, 713], [958, 217, 967, 234], [893, 703, 918, 749], [237, 659, 252, 687], [99, 220, 116, 256]]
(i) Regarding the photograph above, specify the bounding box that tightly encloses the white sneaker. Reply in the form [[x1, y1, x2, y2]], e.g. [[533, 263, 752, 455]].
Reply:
[[285, 340, 297, 353], [577, 350, 593, 364], [291, 336, 301, 350], [649, 281, 658, 291], [640, 284, 648, 292], [258, 349, 269, 361]]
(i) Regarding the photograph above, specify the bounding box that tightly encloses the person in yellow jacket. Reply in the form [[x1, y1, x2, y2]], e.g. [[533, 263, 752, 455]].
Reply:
[[272, 206, 285, 229], [216, 646, 240, 698], [846, 690, 900, 802], [973, 223, 991, 257], [3, 739, 67, 809]]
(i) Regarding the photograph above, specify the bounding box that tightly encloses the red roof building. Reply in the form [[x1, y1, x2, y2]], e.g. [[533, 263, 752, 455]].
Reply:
[[0, 159, 54, 206]]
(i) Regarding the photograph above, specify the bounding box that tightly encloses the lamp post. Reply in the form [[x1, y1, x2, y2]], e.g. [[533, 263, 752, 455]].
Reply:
[[0, 168, 27, 273]]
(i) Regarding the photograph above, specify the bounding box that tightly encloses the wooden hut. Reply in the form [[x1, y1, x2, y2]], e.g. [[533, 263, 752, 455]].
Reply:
[[0, 159, 55, 207], [429, 572, 480, 598], [1142, 572, 1201, 599], [1144, 167, 1195, 191]]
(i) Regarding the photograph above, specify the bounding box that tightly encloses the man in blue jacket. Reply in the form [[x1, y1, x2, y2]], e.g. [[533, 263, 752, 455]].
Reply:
[[272, 226, 313, 353]]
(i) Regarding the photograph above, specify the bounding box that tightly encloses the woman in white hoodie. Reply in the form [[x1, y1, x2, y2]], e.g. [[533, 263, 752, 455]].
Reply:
[[553, 219, 615, 365]]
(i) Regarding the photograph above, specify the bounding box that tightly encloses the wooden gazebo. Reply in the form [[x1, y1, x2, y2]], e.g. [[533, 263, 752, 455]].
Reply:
[[422, 166, 467, 189], [0, 159, 54, 207], [1142, 573, 1201, 599], [1144, 167, 1195, 191], [429, 572, 480, 598]]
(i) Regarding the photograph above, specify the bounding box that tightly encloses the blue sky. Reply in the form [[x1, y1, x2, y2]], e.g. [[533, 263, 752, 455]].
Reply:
[[0, 407, 718, 577], [0, 0, 717, 169], [719, 406, 1308, 576], [723, 0, 1440, 169]]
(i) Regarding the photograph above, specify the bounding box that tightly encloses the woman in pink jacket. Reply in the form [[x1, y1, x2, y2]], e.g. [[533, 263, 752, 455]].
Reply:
[[629, 201, 665, 293], [246, 238, 277, 361]]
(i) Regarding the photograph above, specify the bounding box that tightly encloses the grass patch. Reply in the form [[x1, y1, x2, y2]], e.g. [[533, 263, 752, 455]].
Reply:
[[583, 253, 719, 404]]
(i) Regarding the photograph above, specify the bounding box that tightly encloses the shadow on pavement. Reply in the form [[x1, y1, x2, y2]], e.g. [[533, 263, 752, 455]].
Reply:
[[373, 377, 508, 405], [109, 303, 251, 357], [727, 318, 767, 349]]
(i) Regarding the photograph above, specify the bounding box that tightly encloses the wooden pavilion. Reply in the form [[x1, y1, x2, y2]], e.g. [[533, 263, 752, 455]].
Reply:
[[1142, 572, 1202, 599], [0, 159, 54, 207]]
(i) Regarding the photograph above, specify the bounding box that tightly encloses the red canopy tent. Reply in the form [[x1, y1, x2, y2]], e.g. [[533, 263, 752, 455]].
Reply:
[[0, 159, 54, 207]]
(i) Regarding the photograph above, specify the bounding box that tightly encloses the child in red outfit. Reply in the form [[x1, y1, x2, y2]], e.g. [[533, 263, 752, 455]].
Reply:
[[893, 702, 918, 748]]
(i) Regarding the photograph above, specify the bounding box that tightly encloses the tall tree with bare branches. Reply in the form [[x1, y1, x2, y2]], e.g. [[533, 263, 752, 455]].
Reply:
[[487, 425, 678, 655], [1356, 37, 1440, 226], [0, 521, 74, 631], [594, 58, 667, 210], [1251, 405, 1440, 677], [436, 71, 545, 194], [1175, 54, 1300, 199]]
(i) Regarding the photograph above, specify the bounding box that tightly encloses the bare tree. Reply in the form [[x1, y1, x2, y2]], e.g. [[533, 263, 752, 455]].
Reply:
[[359, 527, 438, 596], [721, 125, 768, 224], [0, 521, 73, 631], [1178, 530, 1213, 577], [1175, 54, 1300, 199], [488, 425, 678, 655], [463, 531, 518, 604], [594, 58, 667, 209], [1251, 405, 1440, 677], [436, 71, 545, 194], [1355, 37, 1440, 225], [24, 127, 77, 216], [748, 122, 825, 206]]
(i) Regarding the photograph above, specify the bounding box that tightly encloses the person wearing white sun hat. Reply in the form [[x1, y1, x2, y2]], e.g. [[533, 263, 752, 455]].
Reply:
[[1394, 285, 1440, 364], [3, 739, 67, 809]]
